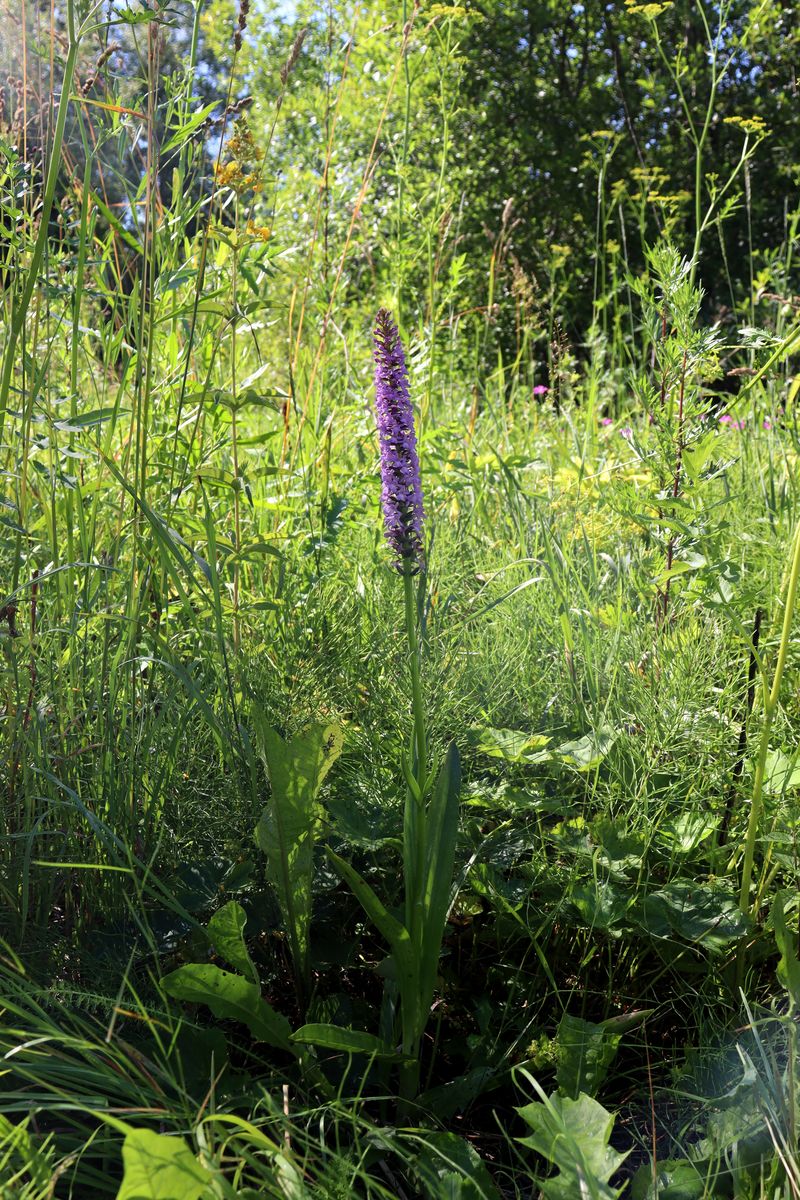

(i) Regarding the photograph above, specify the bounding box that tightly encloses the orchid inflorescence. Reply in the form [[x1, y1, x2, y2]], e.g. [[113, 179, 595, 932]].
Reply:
[[372, 309, 425, 573]]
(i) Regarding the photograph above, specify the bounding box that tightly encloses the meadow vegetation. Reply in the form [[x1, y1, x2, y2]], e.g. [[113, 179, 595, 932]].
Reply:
[[2, 0, 800, 1195]]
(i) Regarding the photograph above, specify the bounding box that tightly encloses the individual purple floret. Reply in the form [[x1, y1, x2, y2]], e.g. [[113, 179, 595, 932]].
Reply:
[[372, 309, 424, 572]]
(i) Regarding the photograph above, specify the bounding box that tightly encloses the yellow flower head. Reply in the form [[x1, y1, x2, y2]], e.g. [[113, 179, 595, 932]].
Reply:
[[625, 0, 673, 16], [724, 115, 769, 137], [245, 220, 271, 242], [215, 160, 242, 188], [216, 118, 265, 194]]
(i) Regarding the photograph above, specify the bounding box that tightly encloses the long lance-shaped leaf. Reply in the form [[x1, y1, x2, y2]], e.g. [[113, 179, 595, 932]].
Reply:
[[418, 742, 461, 1021], [326, 848, 421, 1045], [402, 749, 424, 936]]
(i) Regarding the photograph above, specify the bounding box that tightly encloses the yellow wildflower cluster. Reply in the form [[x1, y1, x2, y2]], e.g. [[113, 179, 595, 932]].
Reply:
[[550, 244, 572, 269], [214, 159, 264, 194], [424, 3, 483, 28], [245, 220, 271, 242], [550, 459, 653, 550], [427, 4, 468, 19], [624, 0, 673, 16], [227, 118, 264, 163], [630, 165, 668, 186], [214, 118, 265, 194], [638, 189, 692, 206], [724, 114, 770, 137]]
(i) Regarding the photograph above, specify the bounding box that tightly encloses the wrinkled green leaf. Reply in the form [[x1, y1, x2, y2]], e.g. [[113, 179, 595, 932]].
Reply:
[[253, 719, 342, 988], [630, 1159, 714, 1200], [117, 1128, 211, 1200], [411, 1132, 502, 1200], [773, 891, 800, 1009], [640, 881, 748, 953], [763, 748, 800, 795], [418, 1067, 499, 1120], [161, 963, 291, 1050], [569, 879, 632, 934], [556, 726, 617, 771], [556, 1014, 621, 1100], [207, 900, 257, 982], [467, 725, 551, 763]]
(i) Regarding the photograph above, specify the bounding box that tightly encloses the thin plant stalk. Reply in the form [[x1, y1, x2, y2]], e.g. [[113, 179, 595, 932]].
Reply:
[[0, 0, 80, 449], [660, 349, 687, 623], [738, 519, 800, 917], [400, 566, 427, 1103]]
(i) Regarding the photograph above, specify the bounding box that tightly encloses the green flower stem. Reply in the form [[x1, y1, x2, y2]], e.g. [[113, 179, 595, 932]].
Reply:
[[738, 519, 800, 917], [404, 569, 427, 793], [400, 567, 427, 1107]]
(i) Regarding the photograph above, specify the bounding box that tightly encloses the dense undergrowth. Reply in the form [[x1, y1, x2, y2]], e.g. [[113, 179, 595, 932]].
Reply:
[[2, 0, 800, 1195]]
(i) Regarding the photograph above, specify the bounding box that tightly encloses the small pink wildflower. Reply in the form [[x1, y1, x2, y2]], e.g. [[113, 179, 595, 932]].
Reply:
[[764, 418, 772, 430], [532, 385, 549, 396], [621, 426, 633, 440], [600, 417, 613, 426]]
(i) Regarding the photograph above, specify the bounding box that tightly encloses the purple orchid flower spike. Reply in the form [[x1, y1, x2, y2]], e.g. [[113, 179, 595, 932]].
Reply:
[[372, 309, 425, 573]]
